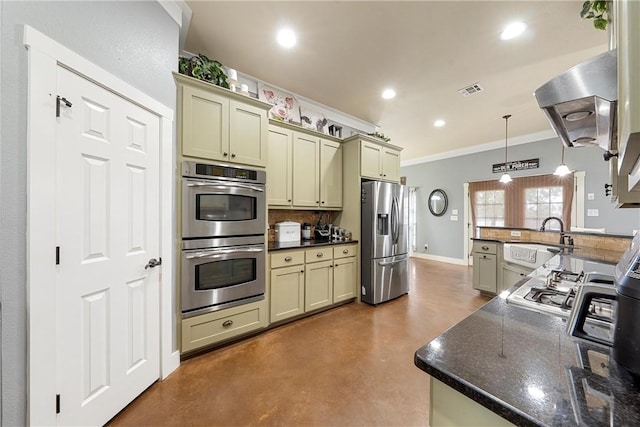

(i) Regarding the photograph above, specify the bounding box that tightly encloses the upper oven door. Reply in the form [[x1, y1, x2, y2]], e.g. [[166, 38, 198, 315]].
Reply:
[[182, 178, 266, 239]]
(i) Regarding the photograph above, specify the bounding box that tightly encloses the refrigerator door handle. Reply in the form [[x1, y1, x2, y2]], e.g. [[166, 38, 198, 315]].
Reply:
[[391, 196, 399, 243], [378, 259, 403, 267]]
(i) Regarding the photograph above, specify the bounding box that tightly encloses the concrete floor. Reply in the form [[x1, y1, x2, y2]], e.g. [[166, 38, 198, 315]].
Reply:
[[108, 258, 489, 426]]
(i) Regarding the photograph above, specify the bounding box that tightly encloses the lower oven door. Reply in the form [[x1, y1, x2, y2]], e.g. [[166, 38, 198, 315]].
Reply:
[[182, 243, 265, 317]]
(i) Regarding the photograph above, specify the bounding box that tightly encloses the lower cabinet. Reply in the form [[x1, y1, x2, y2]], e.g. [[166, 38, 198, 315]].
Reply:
[[501, 263, 533, 292], [270, 244, 357, 324], [472, 241, 499, 294], [181, 300, 267, 353]]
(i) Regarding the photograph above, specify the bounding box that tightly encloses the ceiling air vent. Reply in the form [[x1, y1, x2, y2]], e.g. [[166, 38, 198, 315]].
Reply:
[[458, 83, 484, 97]]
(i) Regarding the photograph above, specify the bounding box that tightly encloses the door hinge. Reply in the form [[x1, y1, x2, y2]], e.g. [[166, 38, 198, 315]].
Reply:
[[56, 96, 72, 118], [56, 246, 60, 265], [56, 394, 60, 414]]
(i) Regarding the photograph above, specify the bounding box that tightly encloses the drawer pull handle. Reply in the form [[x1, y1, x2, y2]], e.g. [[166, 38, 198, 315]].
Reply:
[[316, 253, 323, 258], [481, 246, 489, 251], [343, 249, 349, 254], [222, 320, 233, 327], [284, 256, 292, 262]]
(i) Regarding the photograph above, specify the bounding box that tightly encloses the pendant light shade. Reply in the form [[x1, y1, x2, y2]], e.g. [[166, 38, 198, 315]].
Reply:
[[554, 144, 572, 176], [499, 114, 512, 183]]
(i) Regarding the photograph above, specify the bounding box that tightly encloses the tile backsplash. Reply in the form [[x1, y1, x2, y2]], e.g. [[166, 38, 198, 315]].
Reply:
[[268, 210, 337, 241]]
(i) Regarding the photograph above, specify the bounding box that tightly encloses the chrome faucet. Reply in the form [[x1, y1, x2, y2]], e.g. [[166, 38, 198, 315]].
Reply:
[[540, 216, 573, 249]]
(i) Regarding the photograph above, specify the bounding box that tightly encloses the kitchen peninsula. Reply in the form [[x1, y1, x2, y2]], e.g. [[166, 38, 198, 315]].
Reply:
[[414, 251, 640, 427]]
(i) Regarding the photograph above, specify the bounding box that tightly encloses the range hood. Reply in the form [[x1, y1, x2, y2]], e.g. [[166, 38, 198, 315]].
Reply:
[[534, 49, 617, 150]]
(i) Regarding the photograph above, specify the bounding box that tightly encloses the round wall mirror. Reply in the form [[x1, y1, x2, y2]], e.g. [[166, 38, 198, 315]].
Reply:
[[428, 189, 448, 217]]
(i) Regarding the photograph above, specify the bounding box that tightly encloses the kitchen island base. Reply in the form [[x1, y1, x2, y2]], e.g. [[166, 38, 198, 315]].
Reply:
[[431, 378, 514, 427]]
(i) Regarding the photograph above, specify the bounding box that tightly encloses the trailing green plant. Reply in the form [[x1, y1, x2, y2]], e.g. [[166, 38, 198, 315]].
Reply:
[[580, 0, 611, 30], [178, 54, 230, 89], [367, 131, 391, 142]]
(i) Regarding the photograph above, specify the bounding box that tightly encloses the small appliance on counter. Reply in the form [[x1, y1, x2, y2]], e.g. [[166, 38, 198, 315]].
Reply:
[[275, 221, 301, 243], [302, 223, 312, 240], [314, 224, 331, 241]]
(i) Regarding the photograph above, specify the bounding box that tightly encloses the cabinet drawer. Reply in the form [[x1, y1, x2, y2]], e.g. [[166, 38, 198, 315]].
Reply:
[[334, 244, 358, 259], [181, 301, 266, 353], [270, 250, 304, 268], [305, 247, 333, 263], [473, 241, 498, 255]]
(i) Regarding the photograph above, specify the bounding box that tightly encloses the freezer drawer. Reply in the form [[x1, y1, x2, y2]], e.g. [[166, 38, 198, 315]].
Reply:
[[361, 254, 408, 305]]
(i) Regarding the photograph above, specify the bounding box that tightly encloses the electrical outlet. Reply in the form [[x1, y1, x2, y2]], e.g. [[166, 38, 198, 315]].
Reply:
[[450, 215, 458, 221], [510, 231, 522, 237], [587, 193, 595, 200], [587, 209, 599, 217], [452, 209, 458, 215]]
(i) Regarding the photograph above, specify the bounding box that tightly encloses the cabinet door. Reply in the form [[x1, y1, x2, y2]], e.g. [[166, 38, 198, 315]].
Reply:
[[360, 141, 382, 179], [320, 139, 343, 208], [333, 257, 356, 303], [382, 148, 401, 182], [229, 100, 268, 167], [270, 265, 305, 323], [501, 263, 532, 292], [305, 260, 333, 312], [293, 133, 320, 207], [472, 254, 497, 293], [267, 126, 293, 206], [181, 85, 229, 161]]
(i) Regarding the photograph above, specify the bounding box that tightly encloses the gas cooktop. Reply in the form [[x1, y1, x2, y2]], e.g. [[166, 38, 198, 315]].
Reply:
[[506, 258, 615, 322]]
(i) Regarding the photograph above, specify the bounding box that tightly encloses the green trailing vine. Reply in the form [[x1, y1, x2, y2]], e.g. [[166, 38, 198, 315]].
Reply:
[[580, 0, 611, 30], [367, 131, 391, 142], [178, 54, 230, 89]]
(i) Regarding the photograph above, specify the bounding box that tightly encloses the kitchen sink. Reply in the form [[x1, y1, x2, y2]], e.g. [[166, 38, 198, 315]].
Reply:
[[503, 243, 558, 269]]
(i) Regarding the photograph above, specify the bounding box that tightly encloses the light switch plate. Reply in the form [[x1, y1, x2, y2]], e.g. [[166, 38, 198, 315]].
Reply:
[[450, 215, 458, 221], [452, 209, 459, 215], [587, 193, 595, 200], [587, 209, 599, 217], [511, 231, 522, 237]]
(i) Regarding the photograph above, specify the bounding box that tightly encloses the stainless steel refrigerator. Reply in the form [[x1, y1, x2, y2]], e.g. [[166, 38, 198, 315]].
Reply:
[[361, 181, 409, 305]]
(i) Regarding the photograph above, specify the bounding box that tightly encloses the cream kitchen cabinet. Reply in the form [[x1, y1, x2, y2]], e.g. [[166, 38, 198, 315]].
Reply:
[[304, 247, 334, 313], [181, 300, 267, 353], [616, 0, 640, 192], [269, 244, 357, 324], [360, 140, 401, 182], [472, 241, 498, 294], [267, 122, 342, 209], [267, 126, 293, 206], [176, 73, 270, 167], [333, 244, 358, 302], [501, 262, 533, 292]]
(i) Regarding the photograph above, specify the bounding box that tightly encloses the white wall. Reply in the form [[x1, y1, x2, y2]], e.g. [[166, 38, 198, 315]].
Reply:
[[401, 136, 640, 261], [0, 2, 179, 424]]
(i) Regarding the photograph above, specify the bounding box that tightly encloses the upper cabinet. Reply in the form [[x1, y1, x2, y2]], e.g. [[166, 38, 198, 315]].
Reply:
[[175, 73, 270, 167], [267, 123, 343, 209], [344, 135, 403, 183], [616, 0, 640, 192]]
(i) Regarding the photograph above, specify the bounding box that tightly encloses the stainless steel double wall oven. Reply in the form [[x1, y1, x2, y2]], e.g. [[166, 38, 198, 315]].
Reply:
[[181, 161, 266, 317]]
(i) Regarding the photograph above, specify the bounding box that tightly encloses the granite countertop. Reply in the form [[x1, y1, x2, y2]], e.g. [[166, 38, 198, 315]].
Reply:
[[414, 290, 640, 426], [268, 239, 358, 251]]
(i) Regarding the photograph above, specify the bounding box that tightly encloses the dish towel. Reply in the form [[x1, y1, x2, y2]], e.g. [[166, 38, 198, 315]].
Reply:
[[509, 246, 537, 263]]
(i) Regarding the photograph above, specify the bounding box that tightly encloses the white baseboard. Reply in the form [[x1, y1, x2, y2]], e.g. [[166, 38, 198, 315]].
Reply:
[[410, 252, 468, 266]]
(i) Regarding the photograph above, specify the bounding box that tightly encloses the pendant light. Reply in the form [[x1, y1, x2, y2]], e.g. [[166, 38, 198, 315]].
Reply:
[[554, 144, 571, 176], [499, 114, 513, 184]]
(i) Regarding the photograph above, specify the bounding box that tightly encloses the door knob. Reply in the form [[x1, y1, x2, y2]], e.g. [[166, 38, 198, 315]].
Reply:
[[145, 257, 162, 269]]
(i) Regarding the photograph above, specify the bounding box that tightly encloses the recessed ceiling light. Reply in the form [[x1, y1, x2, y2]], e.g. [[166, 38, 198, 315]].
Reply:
[[434, 119, 446, 127], [382, 89, 396, 99], [501, 22, 527, 40], [277, 28, 297, 48]]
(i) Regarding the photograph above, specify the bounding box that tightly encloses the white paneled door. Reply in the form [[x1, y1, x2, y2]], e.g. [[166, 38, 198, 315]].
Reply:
[[55, 66, 161, 426]]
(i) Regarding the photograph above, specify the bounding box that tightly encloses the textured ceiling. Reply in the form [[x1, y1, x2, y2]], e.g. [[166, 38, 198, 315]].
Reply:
[[184, 1, 608, 162]]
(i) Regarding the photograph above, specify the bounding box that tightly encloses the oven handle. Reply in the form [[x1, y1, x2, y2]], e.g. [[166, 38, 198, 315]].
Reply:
[[186, 181, 265, 193], [185, 246, 264, 259]]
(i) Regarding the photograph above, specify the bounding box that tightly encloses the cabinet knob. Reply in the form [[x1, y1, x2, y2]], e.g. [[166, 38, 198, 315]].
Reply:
[[316, 252, 323, 258], [383, 174, 386, 177], [316, 201, 320, 203], [482, 246, 489, 251], [284, 256, 292, 262], [343, 249, 349, 254], [300, 270, 304, 273], [483, 255, 487, 259], [223, 152, 228, 157], [222, 320, 233, 327], [330, 264, 334, 268], [321, 201, 325, 204], [288, 199, 291, 202], [231, 153, 236, 158]]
